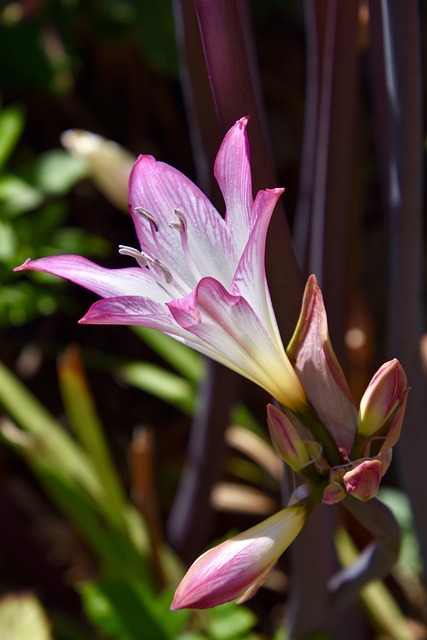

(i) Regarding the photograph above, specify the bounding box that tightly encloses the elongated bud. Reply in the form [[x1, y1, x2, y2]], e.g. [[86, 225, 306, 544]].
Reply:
[[358, 359, 407, 437], [267, 404, 310, 472], [170, 501, 308, 610], [61, 130, 135, 211]]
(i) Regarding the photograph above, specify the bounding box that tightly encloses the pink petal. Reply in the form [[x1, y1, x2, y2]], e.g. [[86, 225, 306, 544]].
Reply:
[[214, 116, 254, 250], [128, 155, 236, 286], [168, 277, 305, 409], [79, 295, 186, 333], [287, 275, 357, 452], [380, 387, 410, 452], [231, 188, 284, 341], [14, 255, 169, 301]]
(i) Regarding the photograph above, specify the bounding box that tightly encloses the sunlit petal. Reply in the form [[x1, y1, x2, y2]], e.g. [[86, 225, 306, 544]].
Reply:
[[168, 277, 306, 410], [14, 255, 169, 302], [287, 275, 357, 451]]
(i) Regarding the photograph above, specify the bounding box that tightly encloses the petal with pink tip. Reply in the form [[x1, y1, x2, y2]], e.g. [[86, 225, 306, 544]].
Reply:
[[14, 256, 170, 302], [128, 156, 236, 287], [168, 277, 306, 410], [231, 188, 284, 342], [214, 116, 253, 251], [287, 275, 357, 452]]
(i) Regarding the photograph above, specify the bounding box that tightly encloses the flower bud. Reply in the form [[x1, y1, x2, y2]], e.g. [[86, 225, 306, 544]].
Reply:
[[322, 481, 347, 505], [170, 502, 308, 610], [61, 130, 135, 212], [343, 459, 383, 502], [358, 359, 407, 437], [267, 404, 310, 472]]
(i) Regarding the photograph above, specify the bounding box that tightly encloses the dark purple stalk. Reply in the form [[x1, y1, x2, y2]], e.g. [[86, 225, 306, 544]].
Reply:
[[168, 1, 239, 559], [295, 0, 360, 361], [286, 3, 362, 636], [169, 0, 303, 560], [368, 0, 427, 567], [192, 0, 303, 337], [167, 361, 238, 562]]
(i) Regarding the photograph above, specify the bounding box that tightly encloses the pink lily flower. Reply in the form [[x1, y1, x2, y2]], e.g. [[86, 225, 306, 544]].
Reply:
[[171, 497, 309, 610], [15, 117, 306, 412]]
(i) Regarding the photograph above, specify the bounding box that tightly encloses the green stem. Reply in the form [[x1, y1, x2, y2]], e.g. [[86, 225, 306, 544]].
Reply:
[[295, 402, 343, 467]]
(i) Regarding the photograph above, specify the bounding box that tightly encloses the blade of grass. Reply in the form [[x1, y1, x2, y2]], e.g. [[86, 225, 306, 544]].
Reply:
[[0, 418, 151, 581], [118, 361, 196, 415], [0, 105, 25, 170], [0, 359, 102, 501], [131, 326, 205, 384], [57, 346, 128, 531]]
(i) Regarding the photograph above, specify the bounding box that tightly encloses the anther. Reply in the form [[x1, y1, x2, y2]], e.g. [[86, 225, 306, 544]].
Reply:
[[119, 244, 174, 284], [148, 258, 173, 284], [118, 245, 148, 268], [171, 208, 187, 233], [134, 206, 159, 233]]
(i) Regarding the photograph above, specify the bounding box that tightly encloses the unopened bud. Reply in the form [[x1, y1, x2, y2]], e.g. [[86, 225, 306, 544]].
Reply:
[[358, 359, 407, 437], [267, 404, 310, 472], [343, 459, 383, 502]]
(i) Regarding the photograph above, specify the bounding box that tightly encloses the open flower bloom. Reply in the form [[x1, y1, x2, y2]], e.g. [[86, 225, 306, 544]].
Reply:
[[171, 497, 309, 610], [269, 275, 409, 503], [15, 117, 306, 411]]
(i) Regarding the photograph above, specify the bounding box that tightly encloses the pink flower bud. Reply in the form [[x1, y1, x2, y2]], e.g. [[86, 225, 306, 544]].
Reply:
[[170, 503, 308, 610], [358, 359, 407, 437], [267, 404, 310, 472], [342, 459, 383, 502], [322, 482, 347, 505]]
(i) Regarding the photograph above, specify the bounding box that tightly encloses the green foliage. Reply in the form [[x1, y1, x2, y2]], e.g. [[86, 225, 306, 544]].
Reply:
[[378, 487, 423, 575], [206, 602, 258, 640], [0, 105, 25, 170], [0, 103, 110, 327], [80, 580, 188, 640]]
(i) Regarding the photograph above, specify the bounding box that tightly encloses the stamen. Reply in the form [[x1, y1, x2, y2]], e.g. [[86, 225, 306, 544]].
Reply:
[[118, 245, 148, 268], [118, 245, 173, 284], [171, 208, 187, 233], [134, 206, 159, 234], [148, 257, 173, 284]]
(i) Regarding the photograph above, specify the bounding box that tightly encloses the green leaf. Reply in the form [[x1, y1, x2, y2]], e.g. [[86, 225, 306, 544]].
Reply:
[[0, 174, 43, 216], [118, 361, 196, 414], [21, 149, 88, 196], [207, 602, 257, 640], [0, 104, 25, 169], [57, 346, 128, 530], [0, 592, 52, 640], [80, 580, 188, 640], [378, 487, 423, 575], [0, 359, 104, 502], [132, 326, 205, 384]]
